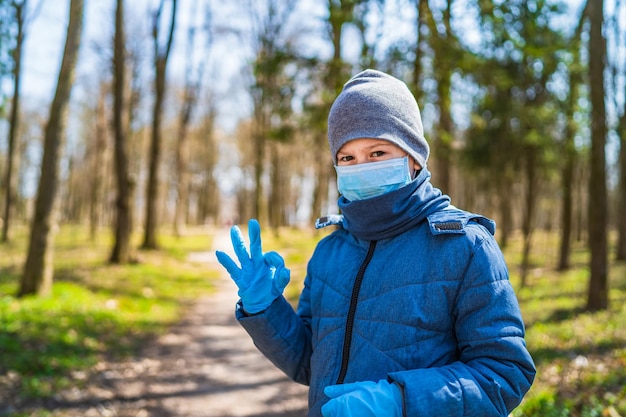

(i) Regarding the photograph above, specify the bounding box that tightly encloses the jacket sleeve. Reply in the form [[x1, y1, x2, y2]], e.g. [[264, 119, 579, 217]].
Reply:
[[236, 291, 313, 386], [388, 228, 536, 416]]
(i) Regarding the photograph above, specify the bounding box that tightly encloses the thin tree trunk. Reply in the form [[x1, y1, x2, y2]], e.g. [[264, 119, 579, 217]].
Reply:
[[427, 0, 454, 194], [558, 71, 579, 270], [89, 83, 108, 240], [110, 0, 133, 263], [520, 151, 537, 288], [497, 170, 513, 249], [19, 0, 84, 297], [174, 2, 205, 235], [2, 1, 25, 243], [616, 43, 626, 260], [143, 0, 177, 249], [586, 0, 609, 311], [617, 120, 626, 261], [560, 1, 587, 270]]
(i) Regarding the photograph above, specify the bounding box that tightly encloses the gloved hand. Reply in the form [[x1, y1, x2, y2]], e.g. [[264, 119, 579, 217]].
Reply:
[[321, 379, 403, 417], [215, 219, 290, 314]]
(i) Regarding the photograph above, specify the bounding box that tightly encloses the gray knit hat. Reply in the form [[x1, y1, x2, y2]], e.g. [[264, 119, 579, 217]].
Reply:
[[328, 69, 429, 168]]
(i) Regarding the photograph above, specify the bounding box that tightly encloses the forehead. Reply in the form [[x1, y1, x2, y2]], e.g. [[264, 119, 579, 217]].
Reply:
[[337, 138, 402, 153]]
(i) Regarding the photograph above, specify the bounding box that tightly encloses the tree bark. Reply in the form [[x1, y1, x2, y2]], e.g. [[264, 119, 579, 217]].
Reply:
[[19, 0, 84, 297], [143, 0, 177, 249], [110, 0, 133, 263], [617, 113, 626, 261], [89, 82, 108, 240], [2, 0, 25, 243], [558, 73, 578, 271], [586, 0, 609, 311]]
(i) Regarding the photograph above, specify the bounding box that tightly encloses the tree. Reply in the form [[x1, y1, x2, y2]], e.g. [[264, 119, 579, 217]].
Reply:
[[173, 0, 210, 236], [2, 0, 41, 242], [424, 0, 458, 195], [464, 1, 567, 273], [558, 2, 588, 271], [245, 0, 298, 226], [110, 0, 134, 263], [19, 0, 84, 297], [617, 96, 626, 261], [0, 1, 12, 95], [308, 0, 363, 225], [586, 0, 609, 311], [610, 0, 626, 262], [142, 0, 177, 249]]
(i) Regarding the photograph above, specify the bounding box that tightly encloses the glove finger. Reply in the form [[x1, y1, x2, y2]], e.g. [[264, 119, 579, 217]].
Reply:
[[265, 251, 290, 289], [264, 251, 285, 269], [276, 268, 291, 289], [215, 251, 243, 283], [324, 381, 369, 398], [230, 225, 251, 267], [324, 384, 354, 399], [248, 219, 263, 261]]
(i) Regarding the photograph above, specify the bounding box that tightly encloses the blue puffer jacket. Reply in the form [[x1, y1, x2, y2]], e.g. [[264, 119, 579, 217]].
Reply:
[[237, 169, 535, 416]]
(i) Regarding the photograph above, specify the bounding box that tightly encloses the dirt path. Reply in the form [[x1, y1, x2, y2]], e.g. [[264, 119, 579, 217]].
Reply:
[[34, 228, 309, 417]]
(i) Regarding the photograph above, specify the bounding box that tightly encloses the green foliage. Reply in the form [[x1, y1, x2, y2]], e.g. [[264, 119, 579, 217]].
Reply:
[[0, 225, 218, 403], [462, 0, 571, 181]]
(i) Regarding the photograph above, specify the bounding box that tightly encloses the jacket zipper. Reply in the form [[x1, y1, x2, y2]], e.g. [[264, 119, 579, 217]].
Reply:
[[335, 240, 377, 385]]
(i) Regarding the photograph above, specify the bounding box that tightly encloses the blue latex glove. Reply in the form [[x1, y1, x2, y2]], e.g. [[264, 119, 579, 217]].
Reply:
[[215, 219, 290, 314], [321, 379, 403, 417]]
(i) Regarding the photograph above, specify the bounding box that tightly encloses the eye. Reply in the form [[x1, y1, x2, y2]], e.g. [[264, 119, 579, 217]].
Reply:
[[339, 155, 354, 163], [370, 150, 385, 158]]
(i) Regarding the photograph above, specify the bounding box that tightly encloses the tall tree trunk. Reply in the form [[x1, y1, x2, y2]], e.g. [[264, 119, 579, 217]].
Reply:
[[617, 114, 626, 261], [19, 0, 84, 297], [2, 1, 25, 243], [427, 0, 455, 194], [143, 0, 177, 249], [174, 1, 206, 235], [110, 0, 133, 263], [559, 2, 586, 270], [411, 0, 427, 105], [496, 169, 513, 248], [558, 72, 578, 270], [558, 122, 575, 271], [586, 0, 609, 311], [616, 27, 626, 260], [520, 151, 538, 287], [310, 0, 354, 223], [89, 82, 108, 240]]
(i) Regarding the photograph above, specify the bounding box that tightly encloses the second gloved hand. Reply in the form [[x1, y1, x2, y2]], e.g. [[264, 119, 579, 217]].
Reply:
[[321, 379, 403, 417], [215, 219, 290, 314]]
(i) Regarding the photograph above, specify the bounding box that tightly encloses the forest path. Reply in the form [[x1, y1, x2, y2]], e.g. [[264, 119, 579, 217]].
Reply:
[[37, 227, 309, 417]]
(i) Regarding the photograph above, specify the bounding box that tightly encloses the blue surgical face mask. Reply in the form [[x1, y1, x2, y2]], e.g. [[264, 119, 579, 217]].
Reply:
[[335, 156, 413, 201]]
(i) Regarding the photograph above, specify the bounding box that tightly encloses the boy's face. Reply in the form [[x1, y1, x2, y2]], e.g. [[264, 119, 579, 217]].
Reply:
[[336, 138, 421, 171]]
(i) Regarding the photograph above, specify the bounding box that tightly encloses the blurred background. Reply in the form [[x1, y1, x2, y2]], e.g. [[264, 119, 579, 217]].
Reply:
[[0, 0, 625, 416]]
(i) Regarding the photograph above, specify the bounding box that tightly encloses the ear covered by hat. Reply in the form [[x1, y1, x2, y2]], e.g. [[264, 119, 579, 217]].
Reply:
[[327, 69, 429, 168]]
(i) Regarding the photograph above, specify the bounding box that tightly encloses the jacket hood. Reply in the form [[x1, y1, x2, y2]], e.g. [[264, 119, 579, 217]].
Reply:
[[338, 168, 450, 240]]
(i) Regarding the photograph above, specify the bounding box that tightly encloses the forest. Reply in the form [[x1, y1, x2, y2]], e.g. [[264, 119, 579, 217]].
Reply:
[[0, 0, 625, 415]]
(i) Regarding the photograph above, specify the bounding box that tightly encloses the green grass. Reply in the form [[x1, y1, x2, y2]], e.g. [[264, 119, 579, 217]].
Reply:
[[0, 224, 219, 403]]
